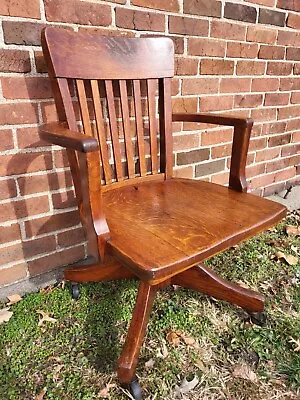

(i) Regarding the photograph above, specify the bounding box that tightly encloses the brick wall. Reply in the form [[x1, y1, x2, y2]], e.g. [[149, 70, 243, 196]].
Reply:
[[0, 0, 299, 287]]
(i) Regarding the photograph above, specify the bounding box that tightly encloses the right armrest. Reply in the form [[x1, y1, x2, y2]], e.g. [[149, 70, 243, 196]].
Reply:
[[39, 122, 99, 153]]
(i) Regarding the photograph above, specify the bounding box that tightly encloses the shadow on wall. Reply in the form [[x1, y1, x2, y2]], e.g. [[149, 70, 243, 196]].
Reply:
[[5, 141, 87, 285]]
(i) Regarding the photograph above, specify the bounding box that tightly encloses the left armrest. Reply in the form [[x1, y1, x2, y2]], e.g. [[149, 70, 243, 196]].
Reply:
[[172, 113, 254, 193]]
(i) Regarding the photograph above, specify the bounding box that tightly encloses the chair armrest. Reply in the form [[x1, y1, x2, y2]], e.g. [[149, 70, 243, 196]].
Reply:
[[172, 112, 252, 127], [172, 113, 253, 193], [39, 122, 99, 153]]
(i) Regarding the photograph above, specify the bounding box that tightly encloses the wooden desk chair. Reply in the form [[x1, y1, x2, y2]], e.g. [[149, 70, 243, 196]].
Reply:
[[40, 27, 286, 399]]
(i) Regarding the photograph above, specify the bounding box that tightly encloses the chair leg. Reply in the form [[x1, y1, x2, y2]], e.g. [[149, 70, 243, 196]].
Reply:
[[117, 282, 157, 385], [172, 263, 264, 313]]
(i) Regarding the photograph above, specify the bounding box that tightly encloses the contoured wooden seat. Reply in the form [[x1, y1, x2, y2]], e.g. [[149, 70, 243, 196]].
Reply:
[[40, 27, 286, 399]]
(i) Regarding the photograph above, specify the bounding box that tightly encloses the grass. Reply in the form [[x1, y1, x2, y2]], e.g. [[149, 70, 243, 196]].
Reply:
[[0, 211, 299, 400]]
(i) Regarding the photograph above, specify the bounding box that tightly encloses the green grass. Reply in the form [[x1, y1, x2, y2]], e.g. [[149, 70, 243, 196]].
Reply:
[[0, 212, 299, 399]]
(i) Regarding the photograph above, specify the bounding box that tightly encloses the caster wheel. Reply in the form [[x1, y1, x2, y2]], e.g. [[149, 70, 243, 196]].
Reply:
[[127, 376, 142, 400], [248, 311, 267, 326], [71, 283, 80, 300]]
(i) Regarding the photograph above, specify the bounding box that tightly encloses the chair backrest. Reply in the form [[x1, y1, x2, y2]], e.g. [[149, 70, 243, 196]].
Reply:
[[42, 27, 174, 189]]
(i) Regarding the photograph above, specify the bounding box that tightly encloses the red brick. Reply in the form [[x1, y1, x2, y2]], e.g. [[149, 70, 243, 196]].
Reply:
[[266, 157, 299, 172], [182, 78, 219, 95], [294, 63, 300, 75], [18, 171, 72, 196], [200, 95, 233, 112], [277, 0, 300, 12], [177, 148, 210, 165], [2, 21, 46, 46], [291, 92, 300, 104], [227, 42, 258, 58], [0, 264, 27, 287], [211, 172, 229, 185], [0, 224, 21, 245], [248, 137, 267, 151], [0, 49, 31, 73], [2, 77, 52, 100], [175, 58, 198, 76], [274, 167, 296, 182], [45, 0, 111, 25], [246, 26, 277, 44], [41, 102, 58, 123], [246, 163, 266, 178], [278, 105, 300, 120], [0, 152, 52, 177], [234, 94, 263, 108], [220, 78, 251, 93], [211, 20, 246, 41], [173, 134, 200, 151], [251, 107, 277, 121], [183, 0, 222, 17], [250, 173, 277, 190], [34, 51, 47, 73], [172, 79, 180, 96], [0, 179, 17, 200], [0, 0, 40, 18], [52, 190, 77, 209], [173, 166, 194, 179], [267, 121, 287, 134], [266, 62, 293, 75], [132, 0, 179, 11], [282, 144, 300, 156], [264, 93, 289, 106], [287, 13, 300, 29], [195, 159, 225, 177], [277, 30, 300, 46], [224, 3, 257, 23], [0, 196, 50, 223], [0, 129, 14, 151], [28, 245, 85, 276], [16, 127, 50, 149], [211, 144, 232, 159], [188, 38, 226, 57], [247, 0, 275, 7], [279, 77, 300, 91], [200, 59, 234, 75], [0, 103, 38, 125], [140, 34, 184, 54], [292, 131, 300, 142], [258, 45, 285, 60], [102, 0, 125, 3], [256, 148, 280, 162], [169, 16, 208, 36], [268, 133, 291, 147], [236, 61, 266, 75], [258, 9, 286, 27], [172, 97, 198, 113], [23, 235, 57, 259], [25, 210, 80, 238], [286, 118, 300, 131], [201, 128, 233, 145], [0, 243, 24, 265], [57, 227, 86, 247], [116, 8, 164, 31], [287, 48, 300, 61]]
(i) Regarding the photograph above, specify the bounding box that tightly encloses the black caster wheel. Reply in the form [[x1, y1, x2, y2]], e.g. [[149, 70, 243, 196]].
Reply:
[[248, 311, 267, 326], [127, 376, 142, 400], [71, 283, 80, 300]]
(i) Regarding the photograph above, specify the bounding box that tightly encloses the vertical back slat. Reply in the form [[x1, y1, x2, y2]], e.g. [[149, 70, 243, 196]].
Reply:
[[76, 79, 93, 137], [159, 78, 173, 178], [119, 80, 135, 178], [147, 79, 158, 174], [105, 80, 124, 181], [133, 80, 147, 177], [91, 80, 112, 184]]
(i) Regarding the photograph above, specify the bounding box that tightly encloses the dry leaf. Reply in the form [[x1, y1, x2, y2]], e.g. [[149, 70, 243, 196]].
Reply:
[[275, 251, 298, 266], [291, 245, 299, 254], [156, 342, 168, 359], [286, 225, 300, 237], [98, 383, 116, 398], [166, 330, 181, 347], [0, 308, 13, 325], [6, 294, 22, 306], [232, 364, 258, 382], [237, 281, 250, 289], [195, 358, 208, 372], [53, 364, 63, 382], [35, 387, 47, 400], [37, 310, 57, 327], [289, 337, 300, 352], [145, 358, 155, 369], [172, 284, 181, 291], [181, 333, 196, 346], [175, 376, 199, 397]]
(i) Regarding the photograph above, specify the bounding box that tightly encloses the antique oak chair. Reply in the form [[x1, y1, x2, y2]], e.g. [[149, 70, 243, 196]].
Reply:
[[40, 27, 286, 399]]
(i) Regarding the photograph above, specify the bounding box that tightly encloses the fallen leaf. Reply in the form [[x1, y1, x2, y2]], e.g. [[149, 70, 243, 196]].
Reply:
[[35, 387, 47, 400], [53, 364, 63, 382], [181, 333, 196, 346], [286, 225, 300, 237], [6, 294, 22, 306], [36, 310, 57, 327], [289, 337, 300, 352], [166, 330, 181, 347], [268, 227, 277, 233], [145, 358, 155, 369], [195, 358, 208, 372], [166, 329, 196, 347], [291, 245, 299, 254], [175, 376, 199, 397], [156, 342, 168, 359], [232, 364, 258, 382], [237, 281, 250, 289], [0, 308, 13, 325], [98, 383, 116, 398], [172, 284, 180, 291], [275, 251, 298, 266]]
